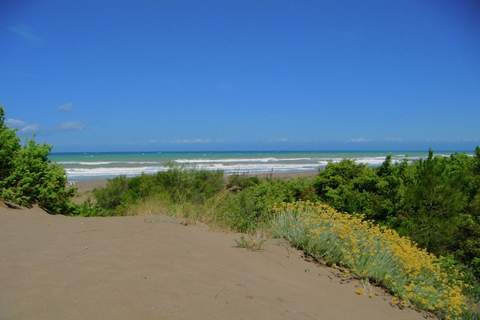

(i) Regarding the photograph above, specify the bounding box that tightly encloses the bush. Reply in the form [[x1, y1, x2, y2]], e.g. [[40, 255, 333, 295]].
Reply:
[[92, 175, 131, 214], [314, 150, 480, 284], [90, 169, 225, 215], [272, 201, 476, 319], [226, 174, 260, 191], [0, 106, 76, 214], [0, 107, 21, 181], [217, 178, 318, 232], [89, 170, 318, 232]]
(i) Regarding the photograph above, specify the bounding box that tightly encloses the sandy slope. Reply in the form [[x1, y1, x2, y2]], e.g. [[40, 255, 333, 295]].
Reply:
[[0, 206, 424, 320]]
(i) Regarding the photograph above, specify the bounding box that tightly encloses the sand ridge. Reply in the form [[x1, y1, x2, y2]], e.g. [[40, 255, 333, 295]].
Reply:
[[0, 206, 425, 320]]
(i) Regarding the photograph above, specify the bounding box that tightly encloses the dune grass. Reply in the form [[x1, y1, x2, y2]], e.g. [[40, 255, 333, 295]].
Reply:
[[234, 234, 267, 251], [271, 201, 477, 319]]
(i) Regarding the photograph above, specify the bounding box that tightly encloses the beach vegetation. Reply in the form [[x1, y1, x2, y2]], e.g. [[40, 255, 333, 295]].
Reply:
[[234, 233, 267, 251], [82, 148, 480, 317], [85, 170, 317, 229], [89, 169, 225, 215], [0, 106, 76, 214], [0, 107, 21, 181], [226, 174, 260, 191], [271, 201, 477, 319], [314, 150, 480, 284]]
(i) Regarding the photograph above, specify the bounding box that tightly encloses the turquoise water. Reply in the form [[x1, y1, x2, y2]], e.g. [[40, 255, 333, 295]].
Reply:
[[49, 150, 462, 181]]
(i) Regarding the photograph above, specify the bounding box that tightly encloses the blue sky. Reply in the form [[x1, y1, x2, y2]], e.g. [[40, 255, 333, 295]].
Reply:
[[1, 0, 480, 152]]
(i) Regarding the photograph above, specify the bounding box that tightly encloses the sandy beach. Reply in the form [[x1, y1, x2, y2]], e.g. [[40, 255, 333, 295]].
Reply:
[[0, 204, 425, 320], [3, 0, 479, 317]]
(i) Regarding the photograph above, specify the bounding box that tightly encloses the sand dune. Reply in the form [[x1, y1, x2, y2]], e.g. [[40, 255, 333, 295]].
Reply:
[[0, 206, 425, 320]]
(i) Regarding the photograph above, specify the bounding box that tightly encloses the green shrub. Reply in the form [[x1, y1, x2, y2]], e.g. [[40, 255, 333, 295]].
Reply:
[[314, 149, 480, 286], [90, 169, 225, 214], [216, 178, 318, 232], [0, 107, 21, 181], [92, 176, 131, 214], [226, 174, 260, 191], [0, 106, 76, 214], [88, 170, 318, 232]]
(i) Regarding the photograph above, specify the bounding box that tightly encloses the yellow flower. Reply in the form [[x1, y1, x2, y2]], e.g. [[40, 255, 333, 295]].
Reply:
[[355, 287, 365, 296], [272, 201, 471, 319]]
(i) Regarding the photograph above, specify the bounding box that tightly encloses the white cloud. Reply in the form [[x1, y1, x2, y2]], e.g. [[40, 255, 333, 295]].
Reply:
[[59, 121, 85, 131], [5, 118, 39, 134], [19, 124, 39, 133], [145, 138, 225, 144], [347, 137, 372, 143], [8, 24, 42, 45], [173, 138, 213, 144], [5, 118, 27, 128], [58, 102, 73, 112], [6, 117, 86, 135]]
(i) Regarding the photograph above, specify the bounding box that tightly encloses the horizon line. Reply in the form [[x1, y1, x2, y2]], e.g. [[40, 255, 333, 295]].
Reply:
[[50, 148, 476, 155]]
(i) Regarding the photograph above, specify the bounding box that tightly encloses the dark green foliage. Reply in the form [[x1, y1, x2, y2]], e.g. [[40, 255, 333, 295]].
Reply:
[[314, 149, 480, 283], [226, 174, 260, 191], [0, 106, 76, 214], [157, 169, 224, 203], [89, 170, 318, 232], [221, 178, 317, 232], [0, 106, 21, 181], [315, 159, 403, 220], [93, 176, 130, 212], [91, 169, 225, 215]]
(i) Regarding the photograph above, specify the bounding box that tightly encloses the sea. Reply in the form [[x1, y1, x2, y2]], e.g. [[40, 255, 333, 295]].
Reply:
[[49, 150, 466, 181]]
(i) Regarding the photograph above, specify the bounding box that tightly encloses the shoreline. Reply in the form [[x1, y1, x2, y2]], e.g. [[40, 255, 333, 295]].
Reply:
[[57, 150, 462, 183]]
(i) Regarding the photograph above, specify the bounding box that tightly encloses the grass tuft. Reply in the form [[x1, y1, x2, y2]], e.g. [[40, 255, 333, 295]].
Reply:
[[234, 234, 267, 251]]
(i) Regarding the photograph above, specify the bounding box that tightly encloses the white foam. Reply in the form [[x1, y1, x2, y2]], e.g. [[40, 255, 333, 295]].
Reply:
[[59, 161, 115, 165], [59, 161, 159, 166], [65, 163, 318, 178], [355, 157, 392, 166], [66, 166, 168, 178], [187, 163, 319, 173], [174, 157, 311, 164], [63, 155, 422, 179]]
